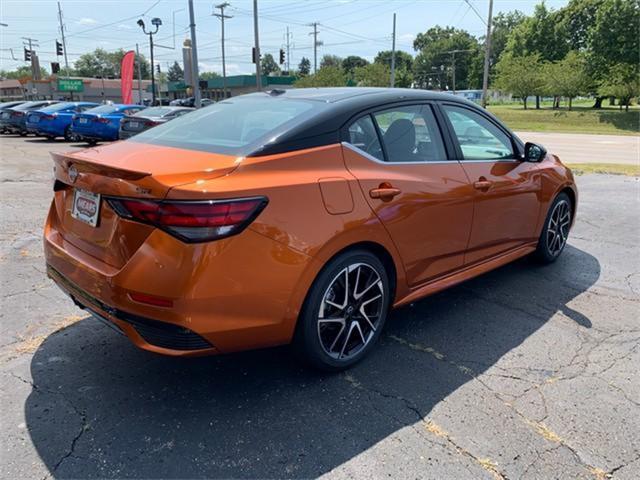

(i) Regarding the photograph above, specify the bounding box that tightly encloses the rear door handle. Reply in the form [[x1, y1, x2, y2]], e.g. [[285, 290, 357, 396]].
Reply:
[[369, 186, 402, 200], [473, 180, 493, 190]]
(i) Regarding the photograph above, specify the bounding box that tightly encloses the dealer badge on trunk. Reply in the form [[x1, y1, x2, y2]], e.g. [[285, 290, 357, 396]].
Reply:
[[68, 164, 78, 183]]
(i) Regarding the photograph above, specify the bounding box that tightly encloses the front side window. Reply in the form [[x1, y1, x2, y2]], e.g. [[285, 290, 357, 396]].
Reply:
[[347, 115, 383, 161], [443, 105, 514, 160], [86, 105, 119, 115], [373, 105, 446, 162]]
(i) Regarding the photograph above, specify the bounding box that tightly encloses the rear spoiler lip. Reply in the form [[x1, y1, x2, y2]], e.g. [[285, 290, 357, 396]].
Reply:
[[51, 151, 152, 181]]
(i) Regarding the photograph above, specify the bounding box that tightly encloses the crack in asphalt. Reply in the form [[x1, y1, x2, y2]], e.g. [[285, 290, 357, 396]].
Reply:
[[6, 372, 88, 473]]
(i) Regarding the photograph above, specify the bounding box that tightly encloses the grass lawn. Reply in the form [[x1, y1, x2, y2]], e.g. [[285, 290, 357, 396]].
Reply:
[[565, 163, 639, 177], [488, 103, 639, 136]]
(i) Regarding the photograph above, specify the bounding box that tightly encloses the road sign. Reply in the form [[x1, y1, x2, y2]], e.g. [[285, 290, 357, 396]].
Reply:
[[57, 78, 84, 92]]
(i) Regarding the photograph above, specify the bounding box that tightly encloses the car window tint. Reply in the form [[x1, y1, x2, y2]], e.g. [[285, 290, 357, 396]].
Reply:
[[347, 115, 383, 161], [130, 97, 318, 155], [373, 105, 446, 162], [443, 105, 513, 160]]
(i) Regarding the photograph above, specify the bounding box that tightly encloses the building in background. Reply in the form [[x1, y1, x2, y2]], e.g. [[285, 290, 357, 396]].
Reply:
[[167, 75, 297, 102], [0, 77, 152, 104]]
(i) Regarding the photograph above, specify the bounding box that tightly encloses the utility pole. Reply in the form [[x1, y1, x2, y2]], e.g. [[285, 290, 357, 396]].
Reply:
[[188, 0, 201, 106], [253, 0, 262, 90], [390, 13, 396, 88], [214, 3, 232, 99], [21, 37, 39, 81], [308, 22, 320, 73], [135, 43, 143, 104], [443, 49, 473, 94], [285, 26, 292, 74], [56, 3, 70, 78], [481, 0, 494, 108]]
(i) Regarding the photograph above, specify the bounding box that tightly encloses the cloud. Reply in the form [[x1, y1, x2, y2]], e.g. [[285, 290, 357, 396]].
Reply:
[[77, 18, 98, 25], [117, 23, 134, 30]]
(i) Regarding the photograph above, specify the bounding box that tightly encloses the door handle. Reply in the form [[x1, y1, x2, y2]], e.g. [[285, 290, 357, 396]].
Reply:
[[369, 185, 402, 200], [473, 180, 493, 190]]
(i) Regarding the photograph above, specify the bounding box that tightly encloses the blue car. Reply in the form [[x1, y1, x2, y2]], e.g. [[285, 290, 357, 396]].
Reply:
[[2, 100, 59, 135], [25, 101, 99, 140], [71, 104, 146, 144]]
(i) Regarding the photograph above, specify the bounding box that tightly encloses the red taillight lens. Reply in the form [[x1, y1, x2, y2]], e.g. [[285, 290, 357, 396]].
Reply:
[[43, 114, 56, 120], [107, 197, 268, 242], [144, 120, 158, 127], [11, 111, 23, 117], [129, 291, 174, 308], [96, 117, 110, 123]]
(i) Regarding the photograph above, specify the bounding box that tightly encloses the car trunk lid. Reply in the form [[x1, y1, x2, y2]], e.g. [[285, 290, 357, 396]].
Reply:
[[50, 141, 241, 268]]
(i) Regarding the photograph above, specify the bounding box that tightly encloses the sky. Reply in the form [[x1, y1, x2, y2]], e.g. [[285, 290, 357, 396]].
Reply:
[[0, 0, 569, 76]]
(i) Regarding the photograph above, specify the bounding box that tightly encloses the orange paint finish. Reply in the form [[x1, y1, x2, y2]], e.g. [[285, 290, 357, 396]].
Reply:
[[43, 131, 576, 357]]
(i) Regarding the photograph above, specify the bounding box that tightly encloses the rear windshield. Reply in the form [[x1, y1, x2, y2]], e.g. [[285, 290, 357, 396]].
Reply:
[[40, 102, 76, 112], [85, 105, 119, 114], [134, 107, 173, 117], [129, 96, 320, 155], [13, 102, 54, 111]]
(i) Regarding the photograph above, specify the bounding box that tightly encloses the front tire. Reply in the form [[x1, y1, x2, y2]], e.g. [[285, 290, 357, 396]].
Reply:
[[535, 192, 572, 263], [294, 250, 391, 371]]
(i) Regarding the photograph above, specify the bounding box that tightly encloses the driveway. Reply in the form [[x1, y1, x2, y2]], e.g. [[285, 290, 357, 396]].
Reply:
[[516, 131, 639, 165], [1, 135, 639, 479]]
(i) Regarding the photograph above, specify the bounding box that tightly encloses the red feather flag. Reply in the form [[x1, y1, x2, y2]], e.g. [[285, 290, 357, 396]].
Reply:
[[120, 50, 135, 104]]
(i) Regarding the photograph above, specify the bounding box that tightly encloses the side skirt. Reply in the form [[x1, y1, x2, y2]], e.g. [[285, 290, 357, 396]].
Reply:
[[393, 243, 537, 308]]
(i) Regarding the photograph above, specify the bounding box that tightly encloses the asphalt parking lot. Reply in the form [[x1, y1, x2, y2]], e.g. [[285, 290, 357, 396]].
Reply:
[[1, 135, 639, 479]]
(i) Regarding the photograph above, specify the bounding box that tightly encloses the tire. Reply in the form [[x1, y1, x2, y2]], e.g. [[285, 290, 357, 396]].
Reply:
[[64, 126, 73, 141], [87, 139, 97, 146], [534, 192, 572, 264], [19, 131, 27, 137], [294, 249, 391, 371], [46, 135, 56, 141]]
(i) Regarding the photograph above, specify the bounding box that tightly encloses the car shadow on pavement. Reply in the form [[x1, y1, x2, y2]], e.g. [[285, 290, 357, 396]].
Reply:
[[26, 245, 599, 479]]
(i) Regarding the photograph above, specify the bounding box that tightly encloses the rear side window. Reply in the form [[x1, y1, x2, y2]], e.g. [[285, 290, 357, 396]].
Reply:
[[86, 105, 118, 114], [130, 97, 319, 155], [347, 115, 384, 161], [373, 105, 446, 162], [443, 105, 514, 160]]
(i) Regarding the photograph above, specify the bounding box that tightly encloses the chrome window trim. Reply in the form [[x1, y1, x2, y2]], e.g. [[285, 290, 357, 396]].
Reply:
[[341, 141, 454, 166]]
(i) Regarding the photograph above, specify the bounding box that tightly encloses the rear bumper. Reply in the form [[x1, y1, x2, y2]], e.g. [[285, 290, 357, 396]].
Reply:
[[31, 123, 65, 137], [71, 125, 119, 141], [118, 128, 145, 139], [43, 199, 313, 356]]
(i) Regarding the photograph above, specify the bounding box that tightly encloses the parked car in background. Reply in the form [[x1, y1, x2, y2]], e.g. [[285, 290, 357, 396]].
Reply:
[[1, 100, 59, 135], [25, 101, 99, 140], [169, 97, 214, 107], [0, 101, 27, 133], [119, 106, 194, 139], [43, 88, 577, 370], [70, 104, 146, 144]]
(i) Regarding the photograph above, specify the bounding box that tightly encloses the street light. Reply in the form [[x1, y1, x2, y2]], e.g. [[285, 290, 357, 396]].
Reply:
[[137, 17, 162, 105]]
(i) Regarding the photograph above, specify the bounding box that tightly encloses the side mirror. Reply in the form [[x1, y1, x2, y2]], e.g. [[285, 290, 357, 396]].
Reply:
[[523, 142, 547, 162]]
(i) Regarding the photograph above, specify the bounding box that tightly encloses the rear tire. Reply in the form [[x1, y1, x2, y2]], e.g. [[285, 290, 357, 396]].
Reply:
[[64, 126, 73, 141], [294, 249, 391, 371], [19, 131, 27, 137], [534, 192, 572, 263], [87, 139, 97, 146]]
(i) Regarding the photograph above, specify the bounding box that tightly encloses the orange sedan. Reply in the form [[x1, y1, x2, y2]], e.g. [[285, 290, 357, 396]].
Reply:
[[44, 88, 577, 370]]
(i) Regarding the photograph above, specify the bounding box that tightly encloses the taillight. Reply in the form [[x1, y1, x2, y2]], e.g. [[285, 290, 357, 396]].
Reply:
[[144, 120, 158, 127], [95, 117, 110, 123], [106, 197, 268, 243], [11, 111, 23, 117], [43, 114, 56, 120]]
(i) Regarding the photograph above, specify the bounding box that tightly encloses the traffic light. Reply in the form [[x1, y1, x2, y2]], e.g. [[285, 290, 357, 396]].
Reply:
[[252, 47, 256, 64], [156, 64, 161, 73], [279, 49, 285, 65], [24, 47, 31, 62], [56, 40, 63, 56], [51, 62, 60, 74]]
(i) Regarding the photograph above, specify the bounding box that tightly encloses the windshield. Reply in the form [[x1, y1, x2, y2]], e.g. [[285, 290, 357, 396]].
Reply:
[[134, 107, 173, 117], [130, 96, 319, 155], [85, 105, 119, 114]]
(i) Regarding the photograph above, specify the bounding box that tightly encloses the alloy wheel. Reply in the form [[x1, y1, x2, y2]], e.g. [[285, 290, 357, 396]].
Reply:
[[546, 199, 571, 256], [317, 262, 385, 360]]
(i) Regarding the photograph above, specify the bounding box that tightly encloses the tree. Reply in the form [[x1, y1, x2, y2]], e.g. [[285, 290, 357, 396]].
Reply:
[[261, 53, 280, 75], [0, 65, 48, 79], [557, 0, 605, 51], [354, 63, 390, 87], [412, 26, 481, 90], [494, 53, 546, 109], [488, 11, 526, 80], [73, 48, 150, 79], [342, 56, 369, 77], [504, 3, 569, 61], [545, 51, 591, 109], [320, 54, 342, 69], [294, 66, 346, 87], [599, 63, 640, 111], [199, 71, 220, 81], [167, 61, 184, 82], [297, 57, 311, 77], [374, 50, 413, 72]]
